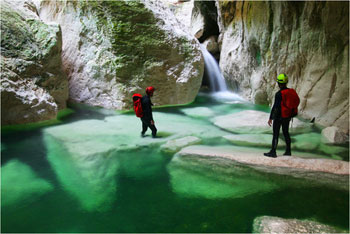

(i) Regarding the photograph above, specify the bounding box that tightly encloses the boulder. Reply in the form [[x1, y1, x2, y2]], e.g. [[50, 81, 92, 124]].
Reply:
[[223, 134, 286, 148], [178, 145, 349, 175], [321, 126, 348, 144], [202, 35, 219, 54], [212, 110, 311, 134], [161, 136, 201, 153], [174, 145, 349, 190], [252, 216, 347, 233], [167, 150, 278, 199], [1, 0, 68, 125], [216, 1, 349, 133], [37, 0, 204, 110], [2, 160, 54, 207]]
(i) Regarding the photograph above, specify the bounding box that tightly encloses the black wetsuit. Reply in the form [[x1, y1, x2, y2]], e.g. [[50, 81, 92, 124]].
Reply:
[[141, 95, 157, 137], [269, 87, 291, 153]]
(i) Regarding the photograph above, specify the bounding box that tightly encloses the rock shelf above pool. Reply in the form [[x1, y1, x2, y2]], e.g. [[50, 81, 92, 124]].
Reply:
[[169, 145, 349, 196], [177, 145, 349, 175]]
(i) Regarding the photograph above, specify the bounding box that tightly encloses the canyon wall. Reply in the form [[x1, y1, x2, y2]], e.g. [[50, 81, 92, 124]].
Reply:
[[36, 0, 204, 110], [1, 0, 68, 125], [215, 1, 349, 133]]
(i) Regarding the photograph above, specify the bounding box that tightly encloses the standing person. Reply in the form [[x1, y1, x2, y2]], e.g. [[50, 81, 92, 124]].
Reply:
[[264, 73, 299, 158], [141, 86, 157, 138]]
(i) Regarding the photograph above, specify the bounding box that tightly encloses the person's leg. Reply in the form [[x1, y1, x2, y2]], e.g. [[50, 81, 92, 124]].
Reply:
[[281, 118, 291, 155], [141, 119, 148, 136], [264, 119, 281, 157], [271, 119, 282, 152], [149, 124, 157, 138]]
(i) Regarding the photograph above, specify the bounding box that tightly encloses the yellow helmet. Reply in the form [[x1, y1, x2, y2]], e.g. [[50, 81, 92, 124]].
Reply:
[[277, 73, 288, 83]]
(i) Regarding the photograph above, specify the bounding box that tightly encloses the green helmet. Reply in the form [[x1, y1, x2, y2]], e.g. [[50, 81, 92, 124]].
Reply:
[[277, 73, 288, 83]]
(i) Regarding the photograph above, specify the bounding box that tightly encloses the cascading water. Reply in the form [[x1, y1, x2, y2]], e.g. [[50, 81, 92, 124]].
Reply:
[[200, 44, 245, 102], [200, 44, 228, 92]]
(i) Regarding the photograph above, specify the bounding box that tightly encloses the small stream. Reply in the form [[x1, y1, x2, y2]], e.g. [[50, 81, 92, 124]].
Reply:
[[1, 93, 349, 233]]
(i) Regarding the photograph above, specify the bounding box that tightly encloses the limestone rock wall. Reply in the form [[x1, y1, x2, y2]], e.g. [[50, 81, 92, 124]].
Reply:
[[1, 0, 68, 125], [36, 0, 204, 109], [216, 1, 349, 133]]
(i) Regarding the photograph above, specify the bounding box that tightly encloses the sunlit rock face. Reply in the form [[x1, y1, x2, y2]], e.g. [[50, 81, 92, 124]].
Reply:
[[0, 0, 68, 125], [216, 1, 349, 133], [36, 0, 204, 110], [253, 216, 346, 233]]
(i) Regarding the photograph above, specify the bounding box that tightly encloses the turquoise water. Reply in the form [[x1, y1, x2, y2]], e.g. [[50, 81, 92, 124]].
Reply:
[[1, 93, 349, 233]]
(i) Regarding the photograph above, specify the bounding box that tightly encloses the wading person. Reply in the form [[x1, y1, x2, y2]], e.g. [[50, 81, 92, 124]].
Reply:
[[264, 73, 300, 158], [141, 86, 157, 138]]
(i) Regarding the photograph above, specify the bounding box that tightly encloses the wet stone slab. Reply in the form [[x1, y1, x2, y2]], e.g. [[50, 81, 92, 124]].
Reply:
[[212, 110, 312, 134], [252, 216, 348, 233], [172, 145, 349, 191]]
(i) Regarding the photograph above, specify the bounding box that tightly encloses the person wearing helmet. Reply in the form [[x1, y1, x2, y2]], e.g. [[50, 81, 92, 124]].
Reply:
[[141, 86, 157, 138], [264, 73, 291, 158]]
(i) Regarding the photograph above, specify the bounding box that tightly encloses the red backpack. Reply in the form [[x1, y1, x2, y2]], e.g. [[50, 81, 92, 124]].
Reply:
[[132, 93, 143, 118], [281, 88, 300, 118]]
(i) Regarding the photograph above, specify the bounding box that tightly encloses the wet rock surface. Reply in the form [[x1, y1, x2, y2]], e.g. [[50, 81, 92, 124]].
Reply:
[[252, 216, 347, 233], [212, 110, 312, 134], [223, 134, 286, 148], [173, 145, 349, 191]]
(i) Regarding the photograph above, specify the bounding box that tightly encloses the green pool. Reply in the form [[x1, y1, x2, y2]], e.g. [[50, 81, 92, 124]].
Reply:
[[2, 93, 349, 233]]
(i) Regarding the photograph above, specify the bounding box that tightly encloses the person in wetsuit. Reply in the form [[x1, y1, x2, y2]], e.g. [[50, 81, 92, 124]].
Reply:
[[264, 74, 291, 158], [141, 86, 157, 138]]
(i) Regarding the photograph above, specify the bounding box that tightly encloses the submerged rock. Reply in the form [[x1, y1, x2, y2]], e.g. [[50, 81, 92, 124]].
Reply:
[[252, 216, 347, 233], [1, 160, 54, 207], [212, 110, 311, 134], [37, 0, 204, 110], [42, 110, 226, 210], [44, 132, 119, 212], [161, 136, 201, 154], [180, 106, 215, 118], [293, 133, 321, 151], [1, 0, 68, 125]]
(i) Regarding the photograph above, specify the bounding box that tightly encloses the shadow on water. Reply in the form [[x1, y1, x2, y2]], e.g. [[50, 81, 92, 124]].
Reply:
[[1, 130, 59, 186], [62, 102, 113, 123]]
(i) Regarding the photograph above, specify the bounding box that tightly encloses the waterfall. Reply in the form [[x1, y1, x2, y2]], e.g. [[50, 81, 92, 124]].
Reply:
[[200, 44, 228, 92], [200, 45, 245, 102]]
